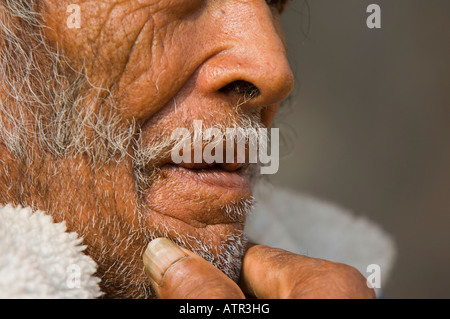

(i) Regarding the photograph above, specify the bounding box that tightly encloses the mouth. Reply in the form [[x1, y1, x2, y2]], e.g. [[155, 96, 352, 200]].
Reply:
[[139, 156, 254, 231], [167, 161, 251, 189]]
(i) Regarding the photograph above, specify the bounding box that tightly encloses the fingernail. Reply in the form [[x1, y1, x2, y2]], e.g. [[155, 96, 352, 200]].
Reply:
[[143, 238, 187, 285]]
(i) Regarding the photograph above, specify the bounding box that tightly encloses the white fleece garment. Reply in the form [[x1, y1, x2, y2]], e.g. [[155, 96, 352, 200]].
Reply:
[[0, 204, 102, 298], [246, 186, 396, 296]]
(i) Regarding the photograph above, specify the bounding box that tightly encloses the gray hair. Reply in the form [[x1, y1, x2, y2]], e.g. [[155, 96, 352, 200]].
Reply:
[[0, 0, 137, 163], [0, 1, 263, 298]]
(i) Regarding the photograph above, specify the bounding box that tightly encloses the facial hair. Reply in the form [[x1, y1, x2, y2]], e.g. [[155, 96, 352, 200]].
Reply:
[[0, 2, 265, 298]]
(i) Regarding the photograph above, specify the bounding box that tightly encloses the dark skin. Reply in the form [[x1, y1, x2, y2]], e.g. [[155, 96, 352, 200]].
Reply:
[[145, 241, 375, 299], [0, 0, 375, 298]]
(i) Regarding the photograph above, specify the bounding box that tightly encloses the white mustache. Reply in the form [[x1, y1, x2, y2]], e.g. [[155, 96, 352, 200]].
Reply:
[[170, 120, 280, 175]]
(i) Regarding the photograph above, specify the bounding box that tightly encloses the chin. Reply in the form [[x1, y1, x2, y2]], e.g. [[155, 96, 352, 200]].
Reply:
[[134, 166, 255, 282]]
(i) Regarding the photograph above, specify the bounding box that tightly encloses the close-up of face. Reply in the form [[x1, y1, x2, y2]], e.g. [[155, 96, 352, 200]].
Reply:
[[2, 0, 448, 301], [0, 0, 294, 298]]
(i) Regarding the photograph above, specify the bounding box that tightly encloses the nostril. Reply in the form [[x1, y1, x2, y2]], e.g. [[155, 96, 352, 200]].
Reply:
[[219, 80, 260, 100]]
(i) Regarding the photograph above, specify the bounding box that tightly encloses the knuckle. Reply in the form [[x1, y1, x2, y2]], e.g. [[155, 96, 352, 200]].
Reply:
[[321, 262, 376, 298], [285, 260, 376, 298]]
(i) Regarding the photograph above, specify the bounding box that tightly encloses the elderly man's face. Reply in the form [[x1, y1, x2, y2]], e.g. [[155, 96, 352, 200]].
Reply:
[[0, 0, 293, 297]]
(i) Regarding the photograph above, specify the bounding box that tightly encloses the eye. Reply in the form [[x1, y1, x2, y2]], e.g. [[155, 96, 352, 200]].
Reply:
[[265, 0, 289, 14]]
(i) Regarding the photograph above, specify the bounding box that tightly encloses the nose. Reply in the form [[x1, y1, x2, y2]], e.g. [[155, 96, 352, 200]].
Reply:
[[196, 1, 294, 114]]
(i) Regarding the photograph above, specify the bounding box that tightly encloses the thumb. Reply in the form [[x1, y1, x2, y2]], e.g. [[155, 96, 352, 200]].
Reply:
[[143, 238, 245, 299]]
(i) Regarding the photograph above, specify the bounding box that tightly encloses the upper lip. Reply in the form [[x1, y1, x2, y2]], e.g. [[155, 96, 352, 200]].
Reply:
[[137, 121, 256, 174], [137, 147, 250, 176], [162, 135, 253, 172]]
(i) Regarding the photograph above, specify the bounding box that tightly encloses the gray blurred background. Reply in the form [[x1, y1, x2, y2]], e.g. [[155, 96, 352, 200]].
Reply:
[[274, 0, 450, 298]]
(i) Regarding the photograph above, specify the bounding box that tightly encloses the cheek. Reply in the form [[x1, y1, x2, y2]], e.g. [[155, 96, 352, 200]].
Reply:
[[39, 1, 208, 124], [49, 157, 140, 228], [41, 1, 156, 86]]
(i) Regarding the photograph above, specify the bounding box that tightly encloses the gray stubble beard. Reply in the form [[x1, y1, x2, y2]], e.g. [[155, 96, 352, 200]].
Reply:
[[0, 2, 260, 298]]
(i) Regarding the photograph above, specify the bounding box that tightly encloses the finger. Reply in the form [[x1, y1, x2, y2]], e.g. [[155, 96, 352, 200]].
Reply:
[[240, 244, 333, 298], [239, 243, 288, 298], [143, 238, 245, 299], [239, 244, 376, 299]]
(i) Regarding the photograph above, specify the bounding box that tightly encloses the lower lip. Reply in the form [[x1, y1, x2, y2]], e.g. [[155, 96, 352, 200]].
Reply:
[[160, 164, 251, 190]]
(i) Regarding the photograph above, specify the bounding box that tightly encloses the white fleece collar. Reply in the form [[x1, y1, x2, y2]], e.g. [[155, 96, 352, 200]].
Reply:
[[0, 204, 102, 298]]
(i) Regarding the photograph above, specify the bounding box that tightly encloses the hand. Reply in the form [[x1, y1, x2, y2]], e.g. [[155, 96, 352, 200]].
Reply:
[[239, 243, 376, 299], [143, 238, 376, 299], [143, 238, 245, 298]]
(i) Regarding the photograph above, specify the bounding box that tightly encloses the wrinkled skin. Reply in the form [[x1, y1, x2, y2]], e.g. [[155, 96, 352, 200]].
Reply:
[[143, 240, 376, 299], [0, 0, 375, 298], [39, 0, 293, 236]]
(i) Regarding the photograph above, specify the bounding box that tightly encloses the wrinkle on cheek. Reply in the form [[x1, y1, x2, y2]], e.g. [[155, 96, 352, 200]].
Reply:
[[41, 1, 159, 85], [116, 23, 185, 119], [118, 14, 172, 90], [116, 16, 156, 88], [41, 0, 213, 122], [83, 3, 158, 86]]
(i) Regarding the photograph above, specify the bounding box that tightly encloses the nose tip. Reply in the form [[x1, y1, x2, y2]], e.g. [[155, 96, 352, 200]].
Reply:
[[196, 3, 294, 110], [198, 46, 294, 108]]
